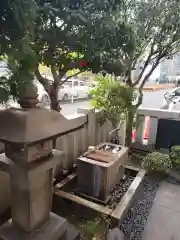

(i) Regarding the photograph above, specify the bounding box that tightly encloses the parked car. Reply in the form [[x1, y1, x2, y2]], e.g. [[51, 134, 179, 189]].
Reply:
[[163, 87, 180, 110], [35, 80, 50, 106], [58, 79, 90, 100]]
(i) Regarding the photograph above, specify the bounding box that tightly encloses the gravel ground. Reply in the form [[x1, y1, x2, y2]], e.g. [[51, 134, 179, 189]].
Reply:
[[108, 175, 135, 210], [167, 176, 180, 185], [119, 175, 160, 240]]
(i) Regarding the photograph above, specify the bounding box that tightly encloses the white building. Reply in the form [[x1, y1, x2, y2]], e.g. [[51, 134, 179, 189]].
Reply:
[[160, 53, 180, 80]]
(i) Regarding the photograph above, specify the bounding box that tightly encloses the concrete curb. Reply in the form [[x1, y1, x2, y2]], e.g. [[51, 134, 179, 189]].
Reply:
[[139, 84, 175, 92]]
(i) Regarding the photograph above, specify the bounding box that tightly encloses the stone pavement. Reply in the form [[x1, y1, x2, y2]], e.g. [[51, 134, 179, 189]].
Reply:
[[142, 181, 180, 240]]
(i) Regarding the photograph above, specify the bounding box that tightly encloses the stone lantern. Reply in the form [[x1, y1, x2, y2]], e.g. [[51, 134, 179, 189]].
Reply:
[[0, 82, 82, 239]]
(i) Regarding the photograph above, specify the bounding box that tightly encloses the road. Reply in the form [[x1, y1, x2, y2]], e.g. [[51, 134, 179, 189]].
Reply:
[[0, 88, 171, 116], [60, 89, 170, 116], [0, 60, 172, 116], [0, 63, 172, 115]]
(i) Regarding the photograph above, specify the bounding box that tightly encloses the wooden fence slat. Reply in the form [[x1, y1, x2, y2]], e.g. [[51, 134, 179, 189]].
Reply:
[[81, 124, 88, 152], [78, 108, 97, 146], [107, 121, 113, 142], [97, 122, 102, 144], [118, 121, 126, 146], [100, 123, 106, 143], [62, 133, 74, 170], [135, 115, 145, 143], [102, 122, 107, 142], [95, 111, 100, 145], [56, 136, 64, 150], [73, 129, 81, 164], [148, 117, 158, 145]]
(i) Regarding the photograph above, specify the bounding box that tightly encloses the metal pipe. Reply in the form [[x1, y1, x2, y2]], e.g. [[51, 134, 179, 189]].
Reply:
[[109, 127, 120, 136]]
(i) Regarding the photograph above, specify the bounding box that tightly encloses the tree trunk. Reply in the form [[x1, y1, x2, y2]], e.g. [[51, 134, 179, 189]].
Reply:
[[126, 89, 143, 148], [48, 83, 61, 148], [49, 83, 61, 112], [35, 66, 61, 112], [126, 110, 134, 148]]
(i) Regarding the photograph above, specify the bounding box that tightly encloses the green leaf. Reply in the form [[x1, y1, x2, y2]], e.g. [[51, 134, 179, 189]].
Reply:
[[90, 75, 135, 127], [0, 87, 9, 104]]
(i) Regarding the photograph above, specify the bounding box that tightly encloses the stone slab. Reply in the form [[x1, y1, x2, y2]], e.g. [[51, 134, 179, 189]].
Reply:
[[154, 181, 180, 212], [107, 228, 125, 240], [168, 169, 180, 183], [55, 189, 112, 216], [142, 203, 180, 240], [63, 223, 80, 240], [0, 213, 69, 240], [142, 181, 180, 240]]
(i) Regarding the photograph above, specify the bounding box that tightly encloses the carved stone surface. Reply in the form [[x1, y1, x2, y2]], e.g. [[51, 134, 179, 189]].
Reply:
[[5, 140, 52, 164], [0, 216, 80, 240], [0, 213, 68, 240], [0, 107, 86, 144], [18, 81, 39, 109], [0, 82, 79, 240], [0, 150, 77, 239], [11, 167, 53, 232]]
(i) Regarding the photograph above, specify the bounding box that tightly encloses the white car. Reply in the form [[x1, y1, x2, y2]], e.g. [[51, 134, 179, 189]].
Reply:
[[35, 80, 50, 106], [163, 87, 180, 110], [58, 79, 90, 100]]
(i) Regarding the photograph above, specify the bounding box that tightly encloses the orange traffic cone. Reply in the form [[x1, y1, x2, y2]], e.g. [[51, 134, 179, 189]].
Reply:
[[144, 117, 150, 140]]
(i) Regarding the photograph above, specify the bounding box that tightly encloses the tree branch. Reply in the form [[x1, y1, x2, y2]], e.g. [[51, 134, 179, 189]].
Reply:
[[59, 69, 85, 86], [58, 64, 67, 79], [126, 69, 132, 86], [35, 65, 50, 92], [135, 88, 143, 108], [132, 42, 157, 87], [58, 69, 66, 79], [132, 57, 149, 87], [139, 57, 161, 89], [51, 65, 60, 85], [132, 39, 158, 87]]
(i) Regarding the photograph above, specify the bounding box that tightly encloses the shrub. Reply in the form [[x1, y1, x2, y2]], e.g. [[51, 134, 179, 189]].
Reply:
[[170, 145, 180, 170], [90, 76, 137, 127], [141, 152, 172, 173]]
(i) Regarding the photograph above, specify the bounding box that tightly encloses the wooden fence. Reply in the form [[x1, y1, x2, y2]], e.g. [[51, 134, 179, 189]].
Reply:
[[55, 108, 126, 174]]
